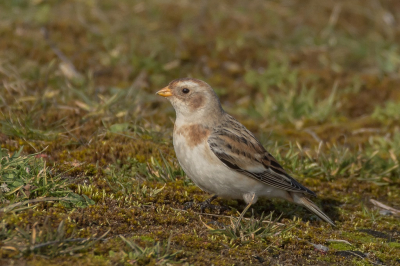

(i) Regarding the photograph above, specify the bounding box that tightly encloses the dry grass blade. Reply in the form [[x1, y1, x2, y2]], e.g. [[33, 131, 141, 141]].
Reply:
[[170, 207, 285, 226], [119, 233, 182, 264], [0, 197, 71, 213], [370, 199, 400, 216], [326, 239, 352, 246], [59, 229, 111, 254], [197, 195, 292, 243], [234, 194, 255, 231]]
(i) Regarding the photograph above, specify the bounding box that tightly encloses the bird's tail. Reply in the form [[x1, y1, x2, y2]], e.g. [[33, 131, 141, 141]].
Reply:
[[292, 194, 335, 226]]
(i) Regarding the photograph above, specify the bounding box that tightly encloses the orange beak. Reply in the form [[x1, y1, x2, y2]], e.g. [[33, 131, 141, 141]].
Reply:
[[156, 86, 173, 97]]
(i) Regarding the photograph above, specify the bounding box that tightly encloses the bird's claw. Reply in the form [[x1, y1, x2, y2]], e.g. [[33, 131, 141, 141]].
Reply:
[[183, 201, 195, 210], [183, 198, 229, 214], [199, 201, 229, 213]]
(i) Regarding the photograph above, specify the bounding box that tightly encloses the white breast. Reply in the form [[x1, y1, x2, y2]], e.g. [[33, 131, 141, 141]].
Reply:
[[173, 127, 283, 201]]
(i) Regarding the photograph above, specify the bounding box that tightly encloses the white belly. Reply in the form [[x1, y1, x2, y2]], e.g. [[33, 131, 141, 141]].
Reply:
[[173, 131, 288, 201]]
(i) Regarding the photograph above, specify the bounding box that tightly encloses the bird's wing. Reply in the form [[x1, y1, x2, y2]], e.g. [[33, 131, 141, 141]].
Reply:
[[208, 114, 316, 196]]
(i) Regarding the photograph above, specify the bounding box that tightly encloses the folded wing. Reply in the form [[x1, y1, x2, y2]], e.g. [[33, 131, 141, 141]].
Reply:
[[208, 114, 316, 196]]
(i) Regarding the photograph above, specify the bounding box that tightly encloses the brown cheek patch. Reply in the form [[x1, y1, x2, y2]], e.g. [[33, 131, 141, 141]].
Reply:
[[188, 94, 205, 111], [176, 124, 210, 147]]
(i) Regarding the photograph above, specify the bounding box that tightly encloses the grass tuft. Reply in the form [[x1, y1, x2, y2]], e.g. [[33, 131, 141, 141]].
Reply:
[[204, 200, 294, 243], [118, 234, 182, 265]]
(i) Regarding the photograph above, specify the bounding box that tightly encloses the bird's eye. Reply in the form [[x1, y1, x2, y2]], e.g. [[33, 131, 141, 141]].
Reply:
[[182, 88, 190, 94]]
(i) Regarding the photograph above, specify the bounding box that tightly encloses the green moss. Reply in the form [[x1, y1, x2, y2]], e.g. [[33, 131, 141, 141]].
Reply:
[[328, 242, 354, 251], [387, 242, 400, 248]]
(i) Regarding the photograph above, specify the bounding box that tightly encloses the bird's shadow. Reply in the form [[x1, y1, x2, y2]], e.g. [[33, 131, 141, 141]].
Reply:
[[220, 197, 342, 226]]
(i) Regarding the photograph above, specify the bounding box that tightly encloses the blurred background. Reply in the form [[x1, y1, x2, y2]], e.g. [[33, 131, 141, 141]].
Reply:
[[1, 0, 400, 143], [1, 0, 400, 176]]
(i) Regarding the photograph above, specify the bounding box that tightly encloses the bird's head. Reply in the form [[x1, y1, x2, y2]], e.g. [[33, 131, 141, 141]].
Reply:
[[156, 78, 223, 122]]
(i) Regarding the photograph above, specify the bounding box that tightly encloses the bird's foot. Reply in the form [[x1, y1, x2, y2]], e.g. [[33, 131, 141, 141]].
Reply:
[[183, 201, 195, 210], [199, 201, 229, 214], [183, 195, 229, 214]]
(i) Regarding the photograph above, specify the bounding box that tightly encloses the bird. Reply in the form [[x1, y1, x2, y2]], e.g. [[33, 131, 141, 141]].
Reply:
[[156, 78, 335, 226]]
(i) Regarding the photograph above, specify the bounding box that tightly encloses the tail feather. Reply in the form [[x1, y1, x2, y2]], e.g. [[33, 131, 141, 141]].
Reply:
[[294, 195, 335, 226]]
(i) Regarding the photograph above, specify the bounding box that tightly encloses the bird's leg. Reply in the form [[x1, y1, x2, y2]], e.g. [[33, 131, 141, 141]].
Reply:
[[183, 195, 228, 213], [241, 193, 256, 217], [199, 195, 229, 213], [183, 201, 195, 210], [183, 195, 217, 211], [199, 195, 218, 213]]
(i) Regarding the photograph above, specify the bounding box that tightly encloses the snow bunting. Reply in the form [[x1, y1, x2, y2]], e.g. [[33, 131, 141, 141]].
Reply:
[[156, 78, 335, 226]]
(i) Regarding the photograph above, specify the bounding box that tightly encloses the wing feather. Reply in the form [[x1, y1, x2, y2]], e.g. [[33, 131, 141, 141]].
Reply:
[[208, 114, 316, 196]]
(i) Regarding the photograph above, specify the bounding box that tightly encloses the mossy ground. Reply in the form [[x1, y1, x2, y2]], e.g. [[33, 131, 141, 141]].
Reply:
[[1, 1, 400, 265]]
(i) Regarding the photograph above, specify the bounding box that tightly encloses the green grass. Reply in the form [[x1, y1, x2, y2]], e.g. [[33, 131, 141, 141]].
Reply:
[[117, 234, 182, 265], [205, 201, 294, 244], [1, 220, 109, 258], [0, 0, 400, 265]]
